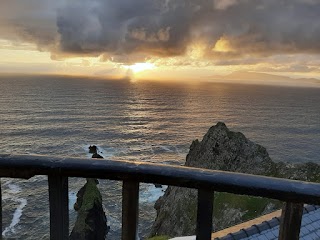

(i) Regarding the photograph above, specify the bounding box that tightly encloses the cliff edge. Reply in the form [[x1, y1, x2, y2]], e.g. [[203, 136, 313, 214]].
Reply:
[[150, 122, 320, 237]]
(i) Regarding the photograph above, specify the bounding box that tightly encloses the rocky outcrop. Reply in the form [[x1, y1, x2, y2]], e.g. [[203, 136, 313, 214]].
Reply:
[[90, 145, 104, 158], [89, 145, 98, 154], [149, 122, 320, 237], [70, 145, 109, 239], [70, 178, 109, 240], [92, 153, 103, 159]]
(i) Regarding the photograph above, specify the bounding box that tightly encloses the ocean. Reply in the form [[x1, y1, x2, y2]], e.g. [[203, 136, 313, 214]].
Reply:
[[0, 75, 320, 239]]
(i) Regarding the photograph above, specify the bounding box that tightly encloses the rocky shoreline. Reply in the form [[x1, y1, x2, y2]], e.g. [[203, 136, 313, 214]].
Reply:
[[73, 123, 320, 239], [149, 122, 320, 237]]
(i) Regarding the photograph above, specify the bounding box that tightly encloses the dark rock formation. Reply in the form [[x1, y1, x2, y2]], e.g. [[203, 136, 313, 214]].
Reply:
[[89, 145, 98, 154], [70, 178, 109, 240], [92, 153, 104, 159], [149, 122, 320, 237], [89, 145, 103, 158], [70, 145, 108, 239]]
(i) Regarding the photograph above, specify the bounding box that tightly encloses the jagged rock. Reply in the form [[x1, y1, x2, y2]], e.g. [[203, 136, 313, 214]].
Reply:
[[70, 178, 109, 240], [89, 145, 98, 154], [149, 122, 320, 237], [89, 145, 103, 158], [92, 153, 103, 159]]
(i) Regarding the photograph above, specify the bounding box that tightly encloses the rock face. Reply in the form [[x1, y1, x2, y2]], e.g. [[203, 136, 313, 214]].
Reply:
[[70, 178, 109, 240], [89, 145, 98, 154], [89, 145, 104, 158], [149, 122, 320, 237], [92, 153, 103, 159]]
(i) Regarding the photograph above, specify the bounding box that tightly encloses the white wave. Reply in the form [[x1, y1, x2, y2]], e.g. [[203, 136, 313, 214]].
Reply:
[[1, 180, 28, 237], [1, 194, 10, 201], [68, 192, 77, 210], [2, 197, 27, 236], [26, 175, 46, 183], [82, 144, 115, 159], [94, 146, 108, 159], [159, 145, 174, 152], [82, 144, 95, 158], [174, 146, 187, 158], [7, 183, 21, 194], [2, 179, 12, 187], [1, 180, 14, 201], [106, 215, 121, 231], [139, 184, 167, 203]]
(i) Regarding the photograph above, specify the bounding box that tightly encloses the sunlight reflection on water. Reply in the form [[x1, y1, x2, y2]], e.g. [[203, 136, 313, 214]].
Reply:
[[0, 75, 320, 239]]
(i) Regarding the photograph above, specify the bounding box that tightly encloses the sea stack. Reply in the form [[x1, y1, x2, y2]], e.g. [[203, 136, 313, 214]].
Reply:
[[89, 145, 98, 154], [89, 145, 103, 158], [70, 146, 109, 239], [69, 178, 109, 240]]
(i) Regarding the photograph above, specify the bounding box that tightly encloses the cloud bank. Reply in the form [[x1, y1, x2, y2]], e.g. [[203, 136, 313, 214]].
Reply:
[[1, 0, 320, 66]]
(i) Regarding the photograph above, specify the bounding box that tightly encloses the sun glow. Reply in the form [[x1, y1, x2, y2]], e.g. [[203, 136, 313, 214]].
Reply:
[[212, 37, 234, 53], [126, 62, 155, 73], [187, 42, 206, 59]]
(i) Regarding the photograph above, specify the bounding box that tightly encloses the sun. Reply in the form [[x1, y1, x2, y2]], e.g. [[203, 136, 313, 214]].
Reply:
[[126, 62, 155, 74]]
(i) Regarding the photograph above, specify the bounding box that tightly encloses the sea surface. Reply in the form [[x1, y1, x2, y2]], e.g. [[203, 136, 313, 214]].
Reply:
[[0, 75, 319, 239]]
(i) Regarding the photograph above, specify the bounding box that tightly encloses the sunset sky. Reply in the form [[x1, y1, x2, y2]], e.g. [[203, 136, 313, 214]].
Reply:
[[1, 0, 320, 82]]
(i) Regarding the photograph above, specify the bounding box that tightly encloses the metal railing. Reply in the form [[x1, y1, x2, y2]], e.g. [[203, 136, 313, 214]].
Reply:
[[0, 154, 320, 240]]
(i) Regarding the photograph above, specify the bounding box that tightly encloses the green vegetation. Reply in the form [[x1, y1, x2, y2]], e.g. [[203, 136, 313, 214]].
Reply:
[[72, 178, 102, 237], [148, 236, 170, 240], [213, 192, 282, 223], [81, 178, 102, 211]]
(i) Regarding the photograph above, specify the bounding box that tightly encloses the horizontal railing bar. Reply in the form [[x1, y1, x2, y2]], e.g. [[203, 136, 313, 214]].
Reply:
[[1, 154, 320, 204]]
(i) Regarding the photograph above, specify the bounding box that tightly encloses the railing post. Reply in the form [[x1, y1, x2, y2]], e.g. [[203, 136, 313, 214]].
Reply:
[[122, 180, 139, 240], [48, 174, 69, 240], [278, 202, 303, 240], [196, 189, 214, 240], [0, 178, 2, 240]]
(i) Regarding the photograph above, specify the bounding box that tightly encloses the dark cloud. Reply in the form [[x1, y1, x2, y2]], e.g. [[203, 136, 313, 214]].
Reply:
[[1, 0, 320, 62], [0, 0, 58, 49], [207, 0, 320, 57], [56, 0, 195, 57]]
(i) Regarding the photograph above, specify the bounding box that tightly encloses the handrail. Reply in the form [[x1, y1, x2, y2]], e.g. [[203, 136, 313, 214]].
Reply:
[[1, 154, 320, 204], [0, 154, 319, 240]]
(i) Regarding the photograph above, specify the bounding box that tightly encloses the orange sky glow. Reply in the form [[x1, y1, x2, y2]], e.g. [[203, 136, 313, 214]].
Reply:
[[0, 0, 320, 86]]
